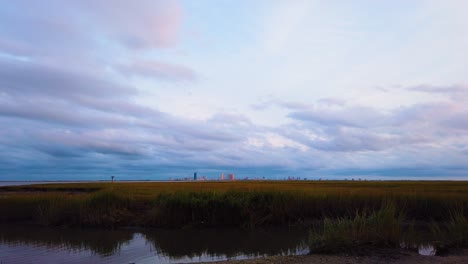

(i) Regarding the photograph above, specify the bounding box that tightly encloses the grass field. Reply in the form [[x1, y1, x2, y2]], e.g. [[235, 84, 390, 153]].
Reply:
[[1, 180, 466, 228]]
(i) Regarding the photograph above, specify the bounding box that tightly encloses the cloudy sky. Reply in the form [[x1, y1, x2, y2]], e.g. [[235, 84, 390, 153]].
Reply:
[[1, 0, 468, 180]]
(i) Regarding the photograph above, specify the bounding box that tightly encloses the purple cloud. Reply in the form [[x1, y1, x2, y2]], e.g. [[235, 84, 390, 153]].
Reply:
[[0, 59, 135, 99]]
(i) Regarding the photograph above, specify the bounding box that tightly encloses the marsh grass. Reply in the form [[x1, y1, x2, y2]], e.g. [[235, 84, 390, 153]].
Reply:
[[0, 181, 467, 229], [36, 194, 81, 225], [79, 190, 132, 227], [429, 208, 468, 249], [309, 203, 404, 254], [309, 206, 468, 254]]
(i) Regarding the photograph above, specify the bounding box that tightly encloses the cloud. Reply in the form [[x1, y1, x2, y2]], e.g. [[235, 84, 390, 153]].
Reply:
[[0, 59, 148, 128], [317, 98, 346, 107], [83, 0, 183, 49], [0, 37, 30, 57], [278, 84, 468, 154], [288, 106, 387, 128], [0, 0, 193, 83], [208, 112, 252, 127], [1, 1, 468, 180], [408, 84, 467, 94], [441, 112, 468, 130], [0, 56, 255, 171], [390, 102, 460, 126], [2, 75, 468, 179], [251, 98, 335, 111], [117, 60, 196, 81], [0, 58, 245, 148], [0, 0, 183, 56], [407, 84, 468, 100], [308, 130, 387, 152], [0, 59, 135, 99], [277, 123, 427, 153]]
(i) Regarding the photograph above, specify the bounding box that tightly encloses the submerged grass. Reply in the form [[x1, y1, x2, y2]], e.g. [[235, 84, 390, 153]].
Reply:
[[0, 181, 467, 229]]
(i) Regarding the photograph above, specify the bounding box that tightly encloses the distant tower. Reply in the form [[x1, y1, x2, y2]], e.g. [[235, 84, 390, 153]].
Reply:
[[220, 173, 224, 180], [228, 173, 234, 180], [194, 172, 197, 180]]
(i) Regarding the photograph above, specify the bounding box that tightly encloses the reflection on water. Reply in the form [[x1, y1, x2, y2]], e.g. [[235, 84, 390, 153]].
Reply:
[[418, 245, 436, 256], [146, 228, 308, 260], [0, 225, 308, 264], [0, 225, 133, 256]]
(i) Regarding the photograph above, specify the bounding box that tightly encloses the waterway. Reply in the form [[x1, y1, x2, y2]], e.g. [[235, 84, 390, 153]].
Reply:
[[0, 225, 308, 264]]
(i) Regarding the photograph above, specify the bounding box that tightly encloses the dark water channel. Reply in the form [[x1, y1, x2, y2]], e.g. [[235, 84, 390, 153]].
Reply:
[[0, 225, 309, 264]]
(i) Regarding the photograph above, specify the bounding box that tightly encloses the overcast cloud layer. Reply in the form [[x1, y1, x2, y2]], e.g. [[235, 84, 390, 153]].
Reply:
[[1, 0, 468, 180]]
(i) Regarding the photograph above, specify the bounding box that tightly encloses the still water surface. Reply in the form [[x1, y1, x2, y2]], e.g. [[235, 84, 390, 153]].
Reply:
[[0, 225, 308, 264], [0, 181, 86, 187]]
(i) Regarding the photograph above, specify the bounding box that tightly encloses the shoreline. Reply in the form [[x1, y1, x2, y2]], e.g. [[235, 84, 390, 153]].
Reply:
[[197, 250, 468, 264]]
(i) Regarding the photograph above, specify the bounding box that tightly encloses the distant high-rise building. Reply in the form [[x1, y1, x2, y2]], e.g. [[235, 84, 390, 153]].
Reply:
[[228, 173, 235, 180], [220, 173, 224, 180], [194, 172, 197, 180]]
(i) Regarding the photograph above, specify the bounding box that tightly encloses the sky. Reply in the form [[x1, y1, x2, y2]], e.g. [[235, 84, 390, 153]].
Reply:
[[1, 0, 468, 180]]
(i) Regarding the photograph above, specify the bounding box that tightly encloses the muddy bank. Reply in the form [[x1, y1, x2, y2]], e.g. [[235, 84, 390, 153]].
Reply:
[[197, 250, 468, 264]]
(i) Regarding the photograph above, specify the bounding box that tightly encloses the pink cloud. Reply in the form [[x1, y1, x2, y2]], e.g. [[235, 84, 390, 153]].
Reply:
[[83, 0, 184, 49]]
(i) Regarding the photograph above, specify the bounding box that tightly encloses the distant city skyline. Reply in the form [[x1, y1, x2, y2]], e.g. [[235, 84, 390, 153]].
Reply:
[[1, 0, 468, 180]]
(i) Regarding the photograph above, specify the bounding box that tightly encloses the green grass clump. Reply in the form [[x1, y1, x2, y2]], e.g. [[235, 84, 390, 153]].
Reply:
[[309, 203, 404, 254], [430, 209, 468, 249]]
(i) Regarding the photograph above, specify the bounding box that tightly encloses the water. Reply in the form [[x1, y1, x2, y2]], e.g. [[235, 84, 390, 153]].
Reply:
[[0, 181, 88, 187], [0, 180, 185, 187], [0, 225, 308, 264], [0, 181, 48, 187]]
